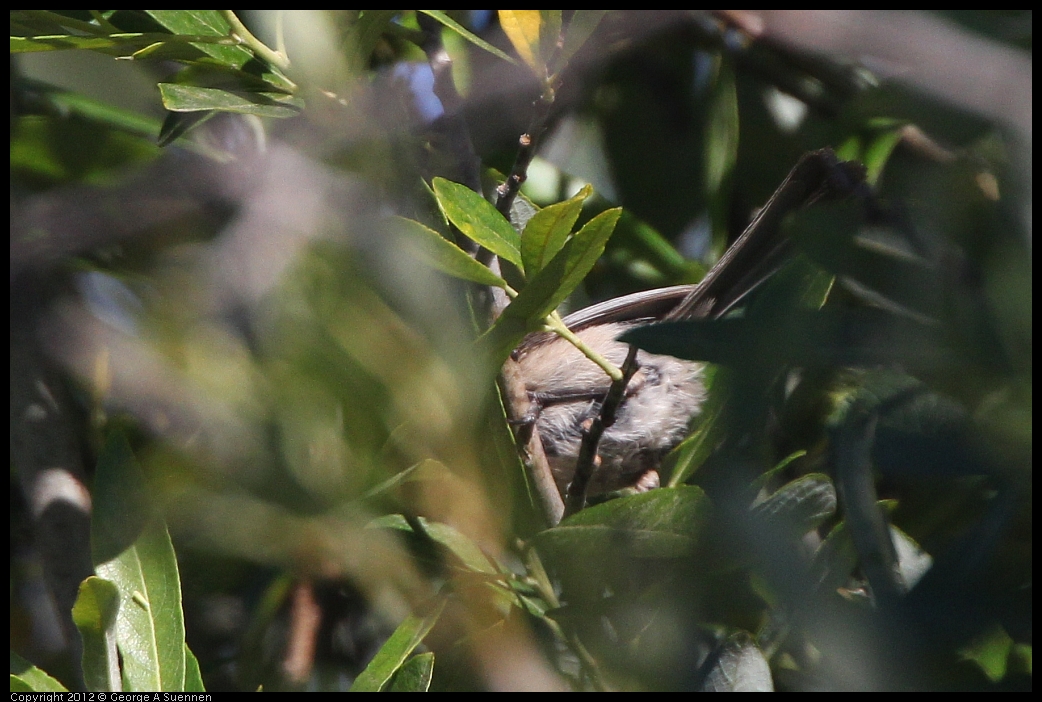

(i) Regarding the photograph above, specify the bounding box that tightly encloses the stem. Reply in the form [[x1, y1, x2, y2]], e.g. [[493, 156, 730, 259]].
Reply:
[[220, 10, 291, 72], [564, 345, 640, 516], [542, 313, 623, 383]]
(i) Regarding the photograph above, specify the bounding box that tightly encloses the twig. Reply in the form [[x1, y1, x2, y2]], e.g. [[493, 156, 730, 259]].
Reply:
[[282, 579, 321, 685], [564, 345, 641, 516], [499, 360, 565, 526], [494, 85, 556, 222]]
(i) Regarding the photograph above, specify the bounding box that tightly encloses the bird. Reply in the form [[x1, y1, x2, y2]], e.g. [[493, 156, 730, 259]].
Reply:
[[513, 149, 867, 500]]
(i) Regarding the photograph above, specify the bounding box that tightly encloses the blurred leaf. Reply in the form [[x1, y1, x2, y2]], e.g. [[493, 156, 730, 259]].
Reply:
[[72, 576, 122, 692], [554, 11, 606, 73], [92, 431, 187, 692], [395, 216, 509, 288], [158, 84, 302, 117], [537, 485, 711, 559], [385, 652, 435, 692], [432, 177, 523, 269], [349, 599, 446, 692], [11, 115, 161, 187], [752, 473, 837, 534], [520, 183, 591, 274], [370, 514, 498, 575], [960, 624, 1014, 683], [9, 653, 68, 692], [704, 58, 739, 256], [850, 83, 992, 147], [787, 201, 941, 319], [622, 308, 953, 370], [418, 10, 519, 66], [698, 631, 774, 692]]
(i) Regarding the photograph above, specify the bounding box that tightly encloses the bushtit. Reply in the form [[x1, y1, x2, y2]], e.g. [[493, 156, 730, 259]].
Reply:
[[514, 149, 867, 498]]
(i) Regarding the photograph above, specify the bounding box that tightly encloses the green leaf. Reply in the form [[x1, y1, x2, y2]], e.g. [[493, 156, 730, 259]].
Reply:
[[349, 599, 446, 692], [184, 645, 206, 692], [92, 431, 187, 692], [144, 10, 253, 69], [158, 84, 302, 117], [72, 576, 122, 692], [432, 178, 522, 268], [520, 184, 592, 274], [9, 652, 68, 692], [385, 652, 435, 692], [482, 208, 620, 363], [536, 485, 711, 559], [418, 11, 519, 67], [369, 514, 498, 575], [394, 216, 509, 288]]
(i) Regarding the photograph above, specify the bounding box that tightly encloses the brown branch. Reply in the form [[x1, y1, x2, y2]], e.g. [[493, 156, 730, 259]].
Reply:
[[564, 345, 641, 517], [494, 87, 556, 223], [499, 359, 564, 527]]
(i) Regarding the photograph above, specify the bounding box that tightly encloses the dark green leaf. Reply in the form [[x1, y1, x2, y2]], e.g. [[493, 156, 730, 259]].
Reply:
[[349, 599, 446, 692], [621, 308, 953, 370], [537, 485, 710, 559], [158, 84, 302, 117], [432, 178, 522, 268], [144, 10, 253, 69], [395, 216, 509, 288]]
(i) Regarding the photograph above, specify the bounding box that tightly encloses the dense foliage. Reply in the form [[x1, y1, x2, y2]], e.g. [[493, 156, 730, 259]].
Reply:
[[11, 10, 1031, 691]]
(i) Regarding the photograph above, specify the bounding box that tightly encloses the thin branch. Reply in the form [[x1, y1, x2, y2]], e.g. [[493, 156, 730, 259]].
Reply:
[[564, 345, 641, 516], [494, 84, 557, 221], [219, 10, 290, 72], [499, 360, 564, 526]]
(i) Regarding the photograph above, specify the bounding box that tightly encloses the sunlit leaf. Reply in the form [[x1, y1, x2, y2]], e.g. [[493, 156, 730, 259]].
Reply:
[[520, 183, 591, 274], [92, 431, 187, 692], [385, 652, 435, 692], [72, 576, 122, 692], [432, 177, 522, 268], [350, 599, 446, 692], [395, 216, 509, 288], [9, 653, 68, 692]]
